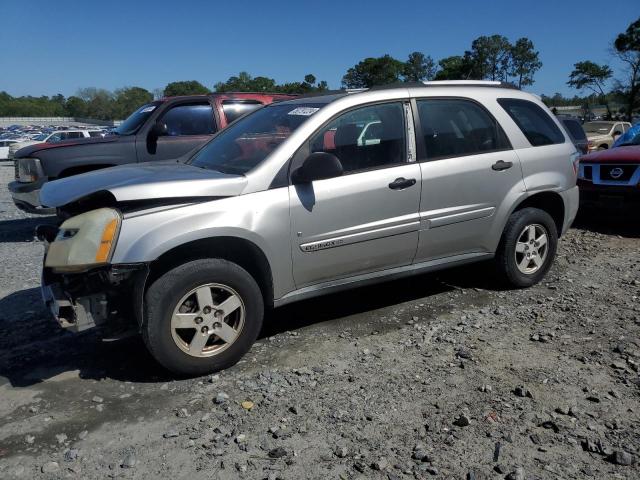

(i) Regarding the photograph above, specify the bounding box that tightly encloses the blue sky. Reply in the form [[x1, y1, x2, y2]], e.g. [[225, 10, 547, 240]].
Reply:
[[1, 0, 638, 98]]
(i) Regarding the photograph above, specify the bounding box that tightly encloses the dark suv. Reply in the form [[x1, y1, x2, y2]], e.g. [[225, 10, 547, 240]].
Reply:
[[9, 92, 296, 213]]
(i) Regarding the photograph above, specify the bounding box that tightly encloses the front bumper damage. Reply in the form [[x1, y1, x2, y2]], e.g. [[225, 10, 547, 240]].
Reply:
[[41, 262, 148, 334]]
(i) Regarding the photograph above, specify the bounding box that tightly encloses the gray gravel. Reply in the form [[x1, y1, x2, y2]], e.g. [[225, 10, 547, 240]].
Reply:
[[0, 161, 639, 479]]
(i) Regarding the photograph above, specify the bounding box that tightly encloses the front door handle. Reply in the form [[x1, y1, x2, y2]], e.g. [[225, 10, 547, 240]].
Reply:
[[492, 160, 513, 171], [388, 177, 417, 190]]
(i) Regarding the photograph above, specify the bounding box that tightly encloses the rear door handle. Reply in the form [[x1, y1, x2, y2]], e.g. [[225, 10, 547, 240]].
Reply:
[[492, 160, 513, 171], [388, 177, 416, 190]]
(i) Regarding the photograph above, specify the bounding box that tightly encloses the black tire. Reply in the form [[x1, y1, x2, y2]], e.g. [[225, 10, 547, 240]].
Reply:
[[142, 259, 264, 376], [495, 207, 558, 288]]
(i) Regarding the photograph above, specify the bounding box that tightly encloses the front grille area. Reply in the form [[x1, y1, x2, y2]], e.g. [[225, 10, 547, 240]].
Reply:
[[601, 164, 637, 182]]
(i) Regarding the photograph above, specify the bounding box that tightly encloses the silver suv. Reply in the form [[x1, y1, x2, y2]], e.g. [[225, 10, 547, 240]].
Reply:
[[38, 81, 580, 375]]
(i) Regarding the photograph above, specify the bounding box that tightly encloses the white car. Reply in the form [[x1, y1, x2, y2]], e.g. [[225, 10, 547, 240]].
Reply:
[[0, 140, 21, 160], [8, 129, 105, 159]]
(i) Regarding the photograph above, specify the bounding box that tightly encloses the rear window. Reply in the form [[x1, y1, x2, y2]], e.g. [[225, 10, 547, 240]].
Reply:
[[498, 98, 565, 146], [561, 119, 586, 141], [222, 100, 264, 124]]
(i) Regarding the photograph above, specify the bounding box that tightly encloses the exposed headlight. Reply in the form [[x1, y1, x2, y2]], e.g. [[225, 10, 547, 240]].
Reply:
[[17, 157, 44, 182], [45, 208, 121, 272]]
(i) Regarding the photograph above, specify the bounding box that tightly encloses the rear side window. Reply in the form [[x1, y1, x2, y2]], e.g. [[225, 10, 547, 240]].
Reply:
[[562, 119, 586, 141], [416, 98, 510, 160], [498, 98, 565, 146], [222, 100, 263, 124], [160, 103, 216, 136]]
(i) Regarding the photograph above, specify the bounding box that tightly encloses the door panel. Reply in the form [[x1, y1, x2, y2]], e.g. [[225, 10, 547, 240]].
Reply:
[[416, 150, 524, 261], [289, 163, 421, 287]]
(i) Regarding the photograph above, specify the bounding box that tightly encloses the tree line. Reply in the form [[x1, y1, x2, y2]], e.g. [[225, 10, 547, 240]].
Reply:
[[1, 18, 638, 120], [565, 16, 639, 119]]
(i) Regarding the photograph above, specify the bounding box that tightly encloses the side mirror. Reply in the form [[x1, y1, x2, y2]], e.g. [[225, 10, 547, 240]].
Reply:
[[292, 152, 343, 184], [150, 121, 168, 138]]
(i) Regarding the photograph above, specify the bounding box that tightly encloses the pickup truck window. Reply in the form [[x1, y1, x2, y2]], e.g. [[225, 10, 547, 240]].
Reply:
[[222, 100, 263, 124], [115, 102, 161, 135], [161, 103, 216, 136], [190, 102, 326, 175]]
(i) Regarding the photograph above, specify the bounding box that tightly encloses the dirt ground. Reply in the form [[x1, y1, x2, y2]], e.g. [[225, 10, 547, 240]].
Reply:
[[0, 160, 638, 479]]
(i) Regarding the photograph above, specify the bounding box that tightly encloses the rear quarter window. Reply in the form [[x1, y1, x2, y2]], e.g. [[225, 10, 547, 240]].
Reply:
[[498, 98, 565, 147], [561, 119, 586, 141]]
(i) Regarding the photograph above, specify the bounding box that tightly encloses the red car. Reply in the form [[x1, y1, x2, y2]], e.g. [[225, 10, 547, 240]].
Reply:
[[578, 145, 640, 208]]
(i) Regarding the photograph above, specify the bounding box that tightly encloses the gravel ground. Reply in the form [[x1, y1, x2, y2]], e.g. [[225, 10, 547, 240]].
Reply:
[[0, 160, 639, 479]]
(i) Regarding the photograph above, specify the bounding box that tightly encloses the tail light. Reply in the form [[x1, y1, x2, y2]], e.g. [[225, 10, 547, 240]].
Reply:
[[570, 152, 580, 176]]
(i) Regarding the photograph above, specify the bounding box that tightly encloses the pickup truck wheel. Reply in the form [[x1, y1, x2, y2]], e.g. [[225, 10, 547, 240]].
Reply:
[[143, 259, 264, 376], [495, 207, 558, 288]]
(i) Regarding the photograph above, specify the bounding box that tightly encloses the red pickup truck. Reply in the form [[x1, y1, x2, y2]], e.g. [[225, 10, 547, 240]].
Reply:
[[578, 145, 640, 208], [10, 92, 297, 213]]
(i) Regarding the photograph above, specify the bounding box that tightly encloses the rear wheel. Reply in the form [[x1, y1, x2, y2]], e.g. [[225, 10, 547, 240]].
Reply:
[[495, 208, 558, 287], [143, 259, 264, 376]]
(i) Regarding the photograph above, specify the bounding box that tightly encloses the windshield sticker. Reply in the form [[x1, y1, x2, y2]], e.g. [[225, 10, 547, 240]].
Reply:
[[140, 106, 156, 113], [288, 107, 319, 116]]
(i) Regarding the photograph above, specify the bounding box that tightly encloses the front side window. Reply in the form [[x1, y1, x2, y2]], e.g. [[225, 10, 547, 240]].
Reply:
[[47, 134, 62, 143], [189, 102, 326, 175], [417, 99, 510, 159], [498, 98, 565, 146], [309, 102, 406, 173], [160, 103, 216, 136], [222, 100, 263, 124]]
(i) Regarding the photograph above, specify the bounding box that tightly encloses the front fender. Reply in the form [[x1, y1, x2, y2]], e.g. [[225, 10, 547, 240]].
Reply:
[[111, 190, 295, 298]]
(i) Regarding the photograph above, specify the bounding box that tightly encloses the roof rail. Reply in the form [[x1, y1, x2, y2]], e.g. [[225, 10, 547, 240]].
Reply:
[[422, 80, 519, 89]]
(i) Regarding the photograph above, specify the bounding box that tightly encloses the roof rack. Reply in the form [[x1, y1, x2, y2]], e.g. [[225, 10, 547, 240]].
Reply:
[[422, 80, 519, 90]]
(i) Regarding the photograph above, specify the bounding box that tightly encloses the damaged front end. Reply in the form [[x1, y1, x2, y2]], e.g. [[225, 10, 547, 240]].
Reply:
[[41, 259, 148, 334], [37, 210, 148, 335]]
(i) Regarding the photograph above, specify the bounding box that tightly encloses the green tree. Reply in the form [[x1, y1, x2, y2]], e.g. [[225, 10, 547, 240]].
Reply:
[[341, 55, 405, 88], [163, 80, 209, 97], [76, 87, 114, 120], [510, 38, 542, 88], [567, 61, 613, 118], [402, 51, 436, 82], [613, 17, 640, 120], [65, 96, 87, 117], [214, 72, 277, 92], [215, 72, 327, 94], [433, 55, 475, 80], [113, 86, 153, 119], [469, 35, 512, 81]]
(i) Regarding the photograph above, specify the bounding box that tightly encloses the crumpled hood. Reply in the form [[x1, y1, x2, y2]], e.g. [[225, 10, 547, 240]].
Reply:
[[40, 161, 248, 208]]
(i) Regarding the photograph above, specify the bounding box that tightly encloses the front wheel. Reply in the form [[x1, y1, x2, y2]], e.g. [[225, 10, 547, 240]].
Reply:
[[142, 259, 264, 376], [495, 207, 558, 288]]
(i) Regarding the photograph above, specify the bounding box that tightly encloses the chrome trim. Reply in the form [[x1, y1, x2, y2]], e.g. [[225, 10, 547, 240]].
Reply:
[[300, 221, 420, 252]]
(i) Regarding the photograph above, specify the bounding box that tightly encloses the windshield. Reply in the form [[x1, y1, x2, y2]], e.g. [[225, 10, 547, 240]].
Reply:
[[114, 102, 161, 135], [189, 103, 326, 175], [583, 122, 613, 134], [34, 134, 48, 141]]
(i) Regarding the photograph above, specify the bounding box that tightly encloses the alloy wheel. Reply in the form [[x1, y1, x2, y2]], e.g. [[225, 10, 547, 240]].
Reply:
[[170, 283, 245, 358], [514, 224, 549, 275]]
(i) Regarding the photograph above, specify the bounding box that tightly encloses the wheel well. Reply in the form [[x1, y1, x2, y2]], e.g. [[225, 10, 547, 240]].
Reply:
[[513, 192, 565, 235], [58, 164, 114, 179], [599, 144, 608, 149], [147, 237, 274, 307]]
